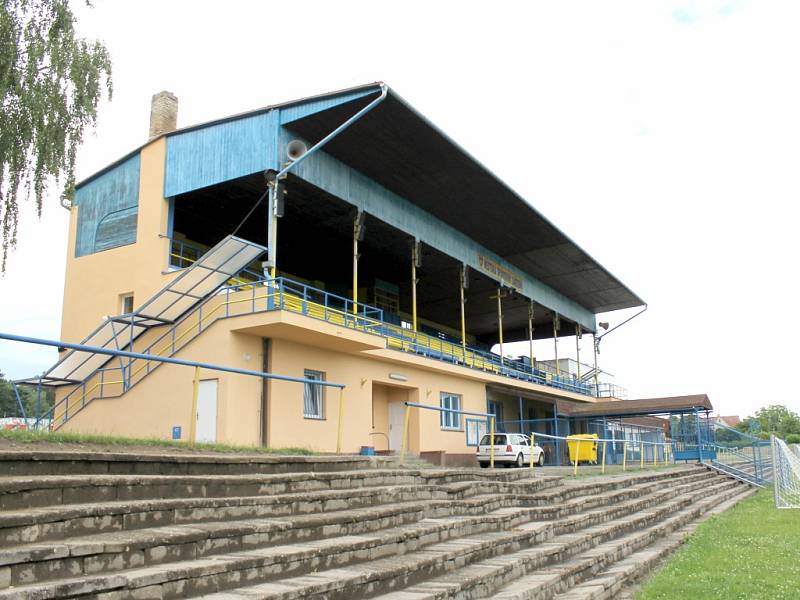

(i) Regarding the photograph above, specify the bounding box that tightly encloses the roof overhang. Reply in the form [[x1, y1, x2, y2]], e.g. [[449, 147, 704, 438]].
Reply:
[[557, 394, 714, 418], [282, 84, 644, 315]]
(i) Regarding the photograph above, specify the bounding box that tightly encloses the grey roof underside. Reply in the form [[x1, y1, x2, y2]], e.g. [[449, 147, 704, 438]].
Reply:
[[282, 85, 644, 314]]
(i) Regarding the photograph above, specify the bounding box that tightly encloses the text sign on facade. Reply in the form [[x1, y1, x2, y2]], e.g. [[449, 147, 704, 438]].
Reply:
[[477, 255, 523, 290]]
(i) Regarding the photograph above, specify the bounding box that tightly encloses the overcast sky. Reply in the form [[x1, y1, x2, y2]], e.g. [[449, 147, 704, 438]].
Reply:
[[1, 0, 798, 418]]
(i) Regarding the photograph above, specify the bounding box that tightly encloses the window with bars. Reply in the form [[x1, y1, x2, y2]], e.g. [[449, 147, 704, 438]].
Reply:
[[440, 392, 462, 430], [303, 370, 325, 419]]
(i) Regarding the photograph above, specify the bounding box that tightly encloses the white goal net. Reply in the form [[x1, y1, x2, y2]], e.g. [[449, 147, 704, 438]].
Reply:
[[772, 436, 800, 509]]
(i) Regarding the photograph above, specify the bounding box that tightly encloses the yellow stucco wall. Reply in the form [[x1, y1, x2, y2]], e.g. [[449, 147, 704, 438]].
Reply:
[[61, 304, 596, 454], [59, 138, 174, 344], [54, 135, 596, 454]]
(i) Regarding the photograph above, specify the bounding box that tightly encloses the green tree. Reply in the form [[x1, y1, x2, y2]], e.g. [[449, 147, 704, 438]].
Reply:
[[739, 405, 800, 440], [0, 371, 54, 418], [0, 0, 112, 271]]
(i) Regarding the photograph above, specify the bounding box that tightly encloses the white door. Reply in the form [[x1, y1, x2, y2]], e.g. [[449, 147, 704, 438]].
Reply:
[[388, 401, 405, 451], [196, 379, 218, 443]]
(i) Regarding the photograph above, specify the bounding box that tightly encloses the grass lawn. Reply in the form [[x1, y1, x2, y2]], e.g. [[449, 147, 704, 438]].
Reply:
[[0, 428, 317, 455], [637, 489, 800, 600]]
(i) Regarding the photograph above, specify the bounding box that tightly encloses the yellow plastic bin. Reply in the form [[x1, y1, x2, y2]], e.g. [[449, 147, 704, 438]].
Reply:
[[567, 434, 599, 465]]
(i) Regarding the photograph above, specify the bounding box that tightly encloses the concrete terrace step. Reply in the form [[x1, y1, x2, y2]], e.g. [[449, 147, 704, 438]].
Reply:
[[0, 471, 716, 597], [0, 475, 597, 591], [489, 483, 751, 599], [552, 487, 759, 600], [0, 451, 390, 477], [0, 467, 541, 512], [0, 470, 706, 579], [366, 478, 747, 600], [167, 473, 727, 599], [555, 487, 758, 600], [0, 477, 564, 547]]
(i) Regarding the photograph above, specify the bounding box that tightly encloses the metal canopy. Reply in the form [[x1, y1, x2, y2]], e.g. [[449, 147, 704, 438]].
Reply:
[[40, 235, 265, 386], [557, 395, 714, 418], [283, 85, 644, 315]]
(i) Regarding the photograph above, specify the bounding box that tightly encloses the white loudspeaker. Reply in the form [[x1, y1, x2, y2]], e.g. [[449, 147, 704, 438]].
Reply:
[[286, 140, 308, 161]]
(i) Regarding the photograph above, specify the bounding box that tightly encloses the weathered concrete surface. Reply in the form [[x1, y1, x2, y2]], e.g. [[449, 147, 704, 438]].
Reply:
[[0, 452, 752, 600]]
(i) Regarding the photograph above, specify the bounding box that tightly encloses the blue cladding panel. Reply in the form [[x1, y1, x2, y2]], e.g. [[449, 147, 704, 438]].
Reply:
[[279, 88, 378, 124], [283, 128, 596, 331], [74, 154, 140, 257], [164, 111, 279, 198]]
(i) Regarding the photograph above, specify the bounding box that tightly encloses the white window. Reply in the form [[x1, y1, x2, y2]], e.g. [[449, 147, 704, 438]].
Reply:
[[440, 392, 462, 430], [120, 294, 134, 314], [303, 370, 325, 419]]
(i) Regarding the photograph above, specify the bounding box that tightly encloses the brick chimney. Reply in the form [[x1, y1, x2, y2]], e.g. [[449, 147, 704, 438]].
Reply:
[[149, 91, 178, 138]]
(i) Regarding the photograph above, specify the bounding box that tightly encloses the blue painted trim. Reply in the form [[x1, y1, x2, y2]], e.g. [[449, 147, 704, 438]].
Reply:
[[74, 153, 140, 257], [279, 88, 379, 125], [164, 111, 279, 198]]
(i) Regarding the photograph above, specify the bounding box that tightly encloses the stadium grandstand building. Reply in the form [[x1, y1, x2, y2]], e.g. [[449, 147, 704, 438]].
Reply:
[[27, 83, 707, 464]]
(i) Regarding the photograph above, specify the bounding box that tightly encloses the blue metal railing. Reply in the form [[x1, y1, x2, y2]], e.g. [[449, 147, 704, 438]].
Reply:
[[704, 421, 772, 487]]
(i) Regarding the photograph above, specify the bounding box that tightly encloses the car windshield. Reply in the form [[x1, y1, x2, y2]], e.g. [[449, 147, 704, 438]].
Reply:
[[479, 434, 507, 446]]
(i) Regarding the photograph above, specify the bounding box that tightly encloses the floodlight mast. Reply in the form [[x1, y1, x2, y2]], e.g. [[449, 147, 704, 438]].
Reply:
[[265, 83, 389, 277]]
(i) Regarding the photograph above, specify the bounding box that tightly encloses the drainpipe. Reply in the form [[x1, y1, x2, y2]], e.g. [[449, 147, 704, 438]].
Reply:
[[265, 83, 389, 275]]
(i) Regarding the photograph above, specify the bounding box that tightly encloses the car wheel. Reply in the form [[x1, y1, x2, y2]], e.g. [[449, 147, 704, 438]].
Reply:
[[479, 462, 488, 468], [537, 453, 545, 467], [515, 453, 524, 468]]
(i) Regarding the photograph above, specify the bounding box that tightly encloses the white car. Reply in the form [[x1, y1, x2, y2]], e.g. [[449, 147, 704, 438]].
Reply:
[[477, 433, 545, 468]]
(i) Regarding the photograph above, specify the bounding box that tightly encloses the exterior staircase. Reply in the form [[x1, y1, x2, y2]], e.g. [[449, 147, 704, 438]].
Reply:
[[0, 451, 755, 599]]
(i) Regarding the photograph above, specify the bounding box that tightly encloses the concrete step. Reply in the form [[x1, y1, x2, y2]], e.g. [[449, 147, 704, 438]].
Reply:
[[551, 487, 759, 600], [168, 473, 728, 600], [0, 470, 716, 597], [0, 476, 564, 547], [0, 451, 390, 477], [488, 483, 751, 599], [0, 467, 543, 512], [367, 478, 747, 600]]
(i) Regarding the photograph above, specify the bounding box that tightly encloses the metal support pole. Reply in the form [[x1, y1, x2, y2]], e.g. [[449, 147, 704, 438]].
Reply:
[[496, 288, 504, 365], [352, 214, 360, 315], [411, 244, 418, 332], [695, 408, 704, 463], [601, 439, 607, 474], [36, 378, 42, 428], [528, 302, 535, 369], [640, 440, 644, 469], [575, 324, 581, 380], [336, 387, 345, 454], [553, 406, 560, 466], [518, 396, 524, 434], [460, 266, 467, 361], [553, 314, 560, 376], [189, 366, 200, 449], [573, 440, 580, 476], [11, 382, 27, 420], [530, 432, 536, 474], [267, 186, 278, 279], [623, 441, 628, 471], [490, 416, 495, 468], [593, 334, 599, 397], [399, 402, 411, 464]]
